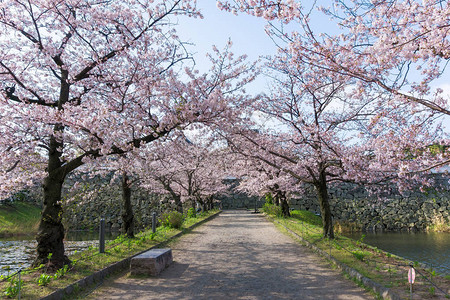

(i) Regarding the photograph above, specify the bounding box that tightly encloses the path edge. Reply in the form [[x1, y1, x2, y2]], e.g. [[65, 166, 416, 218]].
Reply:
[[40, 210, 222, 300], [271, 217, 403, 300]]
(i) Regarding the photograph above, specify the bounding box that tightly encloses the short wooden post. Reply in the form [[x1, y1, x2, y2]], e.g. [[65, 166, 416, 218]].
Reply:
[[99, 218, 105, 253], [152, 212, 157, 233]]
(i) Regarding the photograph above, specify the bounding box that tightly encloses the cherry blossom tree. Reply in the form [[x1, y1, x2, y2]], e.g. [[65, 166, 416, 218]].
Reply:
[[216, 0, 449, 238], [134, 131, 229, 213], [218, 0, 450, 117], [0, 0, 254, 269], [224, 45, 447, 238], [225, 149, 293, 216]]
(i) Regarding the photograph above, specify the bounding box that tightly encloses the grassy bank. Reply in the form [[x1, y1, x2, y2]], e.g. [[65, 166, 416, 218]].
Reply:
[[0, 202, 41, 238], [265, 207, 450, 299], [0, 209, 220, 299]]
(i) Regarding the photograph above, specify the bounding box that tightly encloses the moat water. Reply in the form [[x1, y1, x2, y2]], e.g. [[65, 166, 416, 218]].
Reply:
[[344, 231, 450, 275], [1, 231, 449, 276], [0, 231, 118, 276]]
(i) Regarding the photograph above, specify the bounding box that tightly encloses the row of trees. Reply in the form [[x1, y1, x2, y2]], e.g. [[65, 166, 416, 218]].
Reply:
[[0, 0, 252, 269], [0, 0, 448, 269], [217, 0, 449, 238]]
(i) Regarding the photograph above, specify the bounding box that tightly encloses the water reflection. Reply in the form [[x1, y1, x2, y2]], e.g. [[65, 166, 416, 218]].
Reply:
[[65, 230, 119, 241], [0, 231, 119, 276], [344, 232, 450, 275]]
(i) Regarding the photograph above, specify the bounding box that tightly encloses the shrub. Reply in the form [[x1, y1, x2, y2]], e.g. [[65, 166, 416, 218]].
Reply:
[[54, 265, 69, 279], [185, 207, 196, 219], [352, 251, 365, 261], [3, 275, 23, 298], [262, 203, 282, 217], [37, 274, 53, 286], [160, 211, 184, 229], [265, 192, 273, 204]]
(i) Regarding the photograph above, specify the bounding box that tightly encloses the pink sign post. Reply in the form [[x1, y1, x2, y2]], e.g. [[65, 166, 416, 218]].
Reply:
[[408, 266, 416, 299]]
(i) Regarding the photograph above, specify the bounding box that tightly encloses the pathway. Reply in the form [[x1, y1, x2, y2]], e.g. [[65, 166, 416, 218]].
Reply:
[[86, 210, 374, 299]]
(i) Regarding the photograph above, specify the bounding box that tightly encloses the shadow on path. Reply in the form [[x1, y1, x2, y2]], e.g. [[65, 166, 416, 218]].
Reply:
[[87, 210, 373, 300]]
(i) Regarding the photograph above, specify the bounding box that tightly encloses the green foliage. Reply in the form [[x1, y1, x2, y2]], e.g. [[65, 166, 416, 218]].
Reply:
[[262, 203, 282, 217], [3, 275, 23, 298], [356, 234, 366, 246], [290, 210, 322, 226], [54, 265, 69, 279], [265, 193, 273, 205], [37, 274, 53, 286], [428, 286, 435, 296], [12, 191, 28, 202], [0, 202, 41, 237], [0, 210, 219, 300], [352, 251, 366, 261], [160, 211, 184, 229], [185, 207, 196, 219]]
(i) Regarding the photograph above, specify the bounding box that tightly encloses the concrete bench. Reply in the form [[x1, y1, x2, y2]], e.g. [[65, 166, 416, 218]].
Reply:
[[130, 248, 173, 276]]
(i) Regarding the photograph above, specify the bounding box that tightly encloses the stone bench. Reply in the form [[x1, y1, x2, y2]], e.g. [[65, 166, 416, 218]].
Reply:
[[130, 248, 173, 276]]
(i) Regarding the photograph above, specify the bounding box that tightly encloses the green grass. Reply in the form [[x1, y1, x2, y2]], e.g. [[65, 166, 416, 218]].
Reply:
[[265, 208, 450, 300], [289, 209, 323, 226], [0, 202, 41, 237], [0, 209, 219, 299]]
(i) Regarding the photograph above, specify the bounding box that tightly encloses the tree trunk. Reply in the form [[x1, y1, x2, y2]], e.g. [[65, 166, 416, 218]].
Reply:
[[206, 196, 213, 210], [159, 177, 183, 214], [202, 199, 207, 212], [122, 171, 134, 238], [170, 192, 182, 214], [272, 184, 289, 217], [33, 133, 70, 270], [279, 191, 290, 217], [175, 197, 183, 214], [191, 197, 196, 212], [314, 172, 334, 239], [273, 193, 280, 206]]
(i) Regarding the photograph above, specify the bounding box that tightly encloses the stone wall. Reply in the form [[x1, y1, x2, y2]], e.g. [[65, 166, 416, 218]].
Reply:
[[290, 183, 449, 232], [21, 175, 450, 233], [217, 191, 262, 210], [26, 176, 182, 232], [220, 179, 450, 232], [62, 186, 165, 232]]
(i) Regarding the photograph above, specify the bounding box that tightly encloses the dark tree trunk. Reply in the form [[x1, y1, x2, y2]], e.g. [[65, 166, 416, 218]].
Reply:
[[202, 199, 207, 212], [273, 193, 280, 206], [195, 196, 205, 212], [175, 197, 183, 214], [33, 132, 70, 270], [122, 171, 134, 238], [191, 197, 196, 212], [161, 178, 182, 214], [170, 192, 182, 214], [279, 191, 290, 217], [314, 171, 334, 239], [271, 184, 289, 217], [206, 195, 213, 211]]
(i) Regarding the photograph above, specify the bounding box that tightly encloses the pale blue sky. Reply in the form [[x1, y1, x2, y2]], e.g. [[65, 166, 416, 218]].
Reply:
[[175, 0, 278, 95], [176, 1, 276, 69], [175, 1, 449, 131]]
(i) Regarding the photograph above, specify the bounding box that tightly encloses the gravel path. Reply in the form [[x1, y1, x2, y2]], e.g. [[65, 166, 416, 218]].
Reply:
[[87, 210, 374, 299]]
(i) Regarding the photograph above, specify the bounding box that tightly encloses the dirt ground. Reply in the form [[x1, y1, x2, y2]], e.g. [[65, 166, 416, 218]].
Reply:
[[85, 210, 374, 299]]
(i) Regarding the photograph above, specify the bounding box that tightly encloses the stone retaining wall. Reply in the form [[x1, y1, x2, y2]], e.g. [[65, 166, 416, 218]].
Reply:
[[290, 183, 449, 232], [22, 175, 450, 232], [26, 177, 180, 232], [62, 187, 165, 232], [220, 179, 450, 232]]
